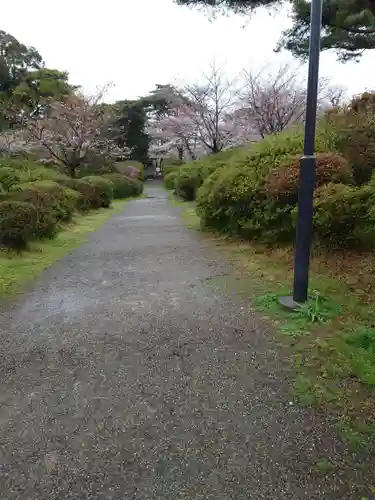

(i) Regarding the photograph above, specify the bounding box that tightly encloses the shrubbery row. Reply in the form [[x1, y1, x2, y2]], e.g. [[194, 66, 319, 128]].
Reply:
[[167, 93, 375, 250], [0, 159, 143, 250]]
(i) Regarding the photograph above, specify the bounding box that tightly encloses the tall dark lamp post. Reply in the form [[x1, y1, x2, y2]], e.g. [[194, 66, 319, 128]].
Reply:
[[280, 0, 324, 308]]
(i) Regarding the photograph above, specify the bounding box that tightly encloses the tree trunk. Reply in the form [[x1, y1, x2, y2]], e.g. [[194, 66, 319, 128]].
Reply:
[[65, 163, 75, 178]]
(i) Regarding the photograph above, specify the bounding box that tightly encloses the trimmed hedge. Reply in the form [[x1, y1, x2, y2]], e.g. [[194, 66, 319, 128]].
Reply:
[[9, 180, 78, 223], [163, 164, 180, 177], [174, 165, 202, 201], [164, 171, 178, 190], [80, 176, 114, 208], [331, 110, 375, 185], [115, 161, 145, 182], [162, 157, 184, 177], [264, 153, 353, 204], [175, 127, 337, 201], [0, 200, 38, 250], [0, 161, 143, 252], [313, 183, 375, 249], [195, 128, 368, 246], [102, 173, 143, 199], [57, 178, 98, 211], [0, 167, 21, 190]]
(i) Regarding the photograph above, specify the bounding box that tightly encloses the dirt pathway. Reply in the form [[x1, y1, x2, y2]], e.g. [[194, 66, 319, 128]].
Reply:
[[0, 183, 364, 499]]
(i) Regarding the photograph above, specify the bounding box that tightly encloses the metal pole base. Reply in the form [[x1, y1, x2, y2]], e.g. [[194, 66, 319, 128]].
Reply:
[[278, 295, 302, 311]]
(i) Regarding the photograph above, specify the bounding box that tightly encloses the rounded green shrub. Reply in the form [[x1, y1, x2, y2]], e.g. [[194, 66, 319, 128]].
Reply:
[[0, 201, 38, 249], [62, 187, 84, 213], [80, 176, 114, 208], [9, 183, 62, 238], [175, 165, 202, 201], [162, 158, 184, 176], [102, 173, 142, 199], [10, 180, 77, 223], [0, 167, 21, 190], [164, 171, 178, 190], [194, 123, 352, 244], [196, 165, 292, 242], [198, 155, 356, 243], [115, 161, 144, 181], [264, 152, 353, 205], [18, 167, 68, 184], [56, 178, 96, 211], [313, 183, 375, 249]]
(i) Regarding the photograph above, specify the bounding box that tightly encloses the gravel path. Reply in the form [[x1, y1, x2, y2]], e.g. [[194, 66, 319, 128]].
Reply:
[[0, 183, 367, 499]]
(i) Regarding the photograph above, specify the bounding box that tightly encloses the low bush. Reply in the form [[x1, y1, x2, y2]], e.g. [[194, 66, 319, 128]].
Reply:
[[162, 158, 184, 177], [0, 166, 21, 190], [323, 92, 375, 185], [196, 165, 281, 239], [174, 164, 202, 201], [80, 176, 114, 208], [102, 173, 142, 198], [334, 112, 375, 185], [163, 164, 181, 177], [0, 201, 38, 250], [313, 183, 375, 249], [10, 180, 78, 222], [175, 127, 336, 202], [264, 152, 353, 205], [164, 171, 178, 190], [115, 161, 144, 181], [0, 156, 67, 184], [57, 178, 96, 211], [196, 131, 354, 244], [19, 167, 68, 184]]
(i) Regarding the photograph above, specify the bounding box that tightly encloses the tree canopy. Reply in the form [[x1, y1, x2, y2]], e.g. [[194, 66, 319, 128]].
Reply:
[[176, 0, 375, 61], [111, 100, 151, 164], [0, 30, 74, 129]]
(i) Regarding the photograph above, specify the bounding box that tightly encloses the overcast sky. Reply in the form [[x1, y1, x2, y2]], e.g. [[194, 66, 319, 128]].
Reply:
[[3, 0, 374, 102]]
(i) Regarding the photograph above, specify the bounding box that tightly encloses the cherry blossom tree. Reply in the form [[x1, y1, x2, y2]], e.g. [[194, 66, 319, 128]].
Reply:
[[17, 85, 128, 177], [148, 64, 259, 159], [238, 65, 308, 138], [148, 104, 200, 160], [239, 64, 348, 137], [180, 64, 241, 153]]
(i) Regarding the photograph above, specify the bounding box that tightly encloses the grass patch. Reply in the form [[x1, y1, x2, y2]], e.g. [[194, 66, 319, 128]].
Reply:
[[315, 457, 335, 476], [175, 201, 375, 453], [0, 198, 133, 298]]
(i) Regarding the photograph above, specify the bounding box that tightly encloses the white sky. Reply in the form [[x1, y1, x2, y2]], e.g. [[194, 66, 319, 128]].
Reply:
[[2, 0, 374, 102]]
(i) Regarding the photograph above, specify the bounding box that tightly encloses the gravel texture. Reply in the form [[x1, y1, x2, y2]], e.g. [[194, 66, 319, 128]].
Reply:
[[0, 183, 368, 499]]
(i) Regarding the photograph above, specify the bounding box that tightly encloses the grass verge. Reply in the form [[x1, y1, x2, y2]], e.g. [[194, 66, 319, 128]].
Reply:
[[0, 198, 133, 298], [172, 196, 375, 463]]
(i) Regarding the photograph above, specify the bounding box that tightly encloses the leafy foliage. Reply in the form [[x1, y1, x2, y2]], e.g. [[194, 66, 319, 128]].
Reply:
[[111, 100, 150, 165], [19, 88, 122, 178], [278, 0, 375, 62], [7, 184, 58, 239], [163, 161, 183, 177], [102, 173, 143, 199], [164, 171, 178, 190], [175, 164, 203, 200], [115, 160, 144, 181], [176, 0, 375, 61], [80, 176, 114, 208], [0, 166, 21, 190], [313, 182, 375, 248], [57, 178, 99, 211], [0, 200, 38, 249], [9, 180, 77, 230], [195, 124, 375, 247], [264, 152, 353, 204], [327, 93, 375, 184], [0, 30, 73, 128]]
